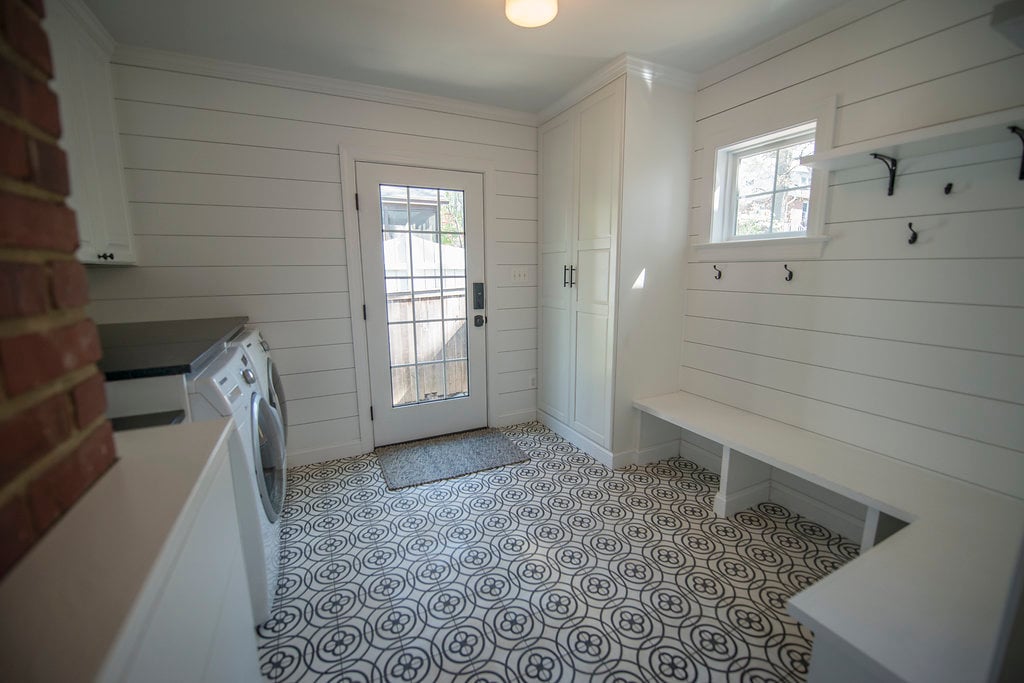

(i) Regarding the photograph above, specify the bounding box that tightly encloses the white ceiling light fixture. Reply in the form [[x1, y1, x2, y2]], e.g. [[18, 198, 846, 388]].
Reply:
[[506, 0, 558, 28]]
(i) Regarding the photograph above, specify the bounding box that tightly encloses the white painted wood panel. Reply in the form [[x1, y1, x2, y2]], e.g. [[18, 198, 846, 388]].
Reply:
[[496, 350, 536, 374], [274, 344, 355, 375], [493, 195, 537, 220], [495, 242, 538, 264], [497, 370, 535, 394], [135, 235, 346, 267], [89, 293, 351, 324], [685, 316, 1024, 405], [495, 171, 537, 198], [288, 417, 361, 455], [686, 289, 1024, 357], [493, 219, 538, 244], [115, 100, 538, 174], [684, 342, 1023, 451], [288, 393, 359, 426], [88, 266, 347, 299], [280, 369, 358, 402], [257, 319, 354, 350], [494, 287, 537, 310], [112, 64, 538, 151], [130, 203, 343, 238], [495, 329, 537, 353], [493, 308, 537, 331], [120, 135, 341, 181], [125, 169, 342, 210]]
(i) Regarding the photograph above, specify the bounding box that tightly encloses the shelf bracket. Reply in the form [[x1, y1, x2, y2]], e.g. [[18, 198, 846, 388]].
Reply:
[[870, 153, 898, 196], [1010, 126, 1024, 181]]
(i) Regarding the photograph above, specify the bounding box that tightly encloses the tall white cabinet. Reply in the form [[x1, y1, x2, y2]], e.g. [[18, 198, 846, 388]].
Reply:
[[538, 61, 695, 466]]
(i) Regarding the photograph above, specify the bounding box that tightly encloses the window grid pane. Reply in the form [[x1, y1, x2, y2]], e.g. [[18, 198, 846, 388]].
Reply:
[[730, 132, 815, 239], [381, 184, 469, 407]]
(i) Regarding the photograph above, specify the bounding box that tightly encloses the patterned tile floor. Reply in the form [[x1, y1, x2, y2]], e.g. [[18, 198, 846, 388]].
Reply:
[[256, 423, 859, 682]]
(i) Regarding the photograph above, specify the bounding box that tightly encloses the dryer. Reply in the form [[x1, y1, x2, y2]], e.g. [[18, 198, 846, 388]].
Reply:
[[229, 328, 288, 444], [188, 347, 285, 624]]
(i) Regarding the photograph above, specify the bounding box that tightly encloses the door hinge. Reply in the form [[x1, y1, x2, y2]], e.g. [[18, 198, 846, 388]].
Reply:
[[355, 193, 359, 211], [362, 304, 367, 320], [369, 406, 374, 421]]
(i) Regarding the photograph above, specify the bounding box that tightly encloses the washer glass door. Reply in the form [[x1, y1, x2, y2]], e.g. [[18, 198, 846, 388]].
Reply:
[[267, 358, 287, 444], [251, 393, 285, 522]]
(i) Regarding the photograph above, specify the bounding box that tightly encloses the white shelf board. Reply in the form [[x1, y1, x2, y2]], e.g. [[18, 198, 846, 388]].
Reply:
[[801, 106, 1024, 171]]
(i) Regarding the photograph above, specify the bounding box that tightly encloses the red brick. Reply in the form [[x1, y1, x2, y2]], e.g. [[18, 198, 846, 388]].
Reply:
[[0, 319, 102, 396], [27, 137, 68, 195], [1, 0, 52, 76], [0, 58, 19, 115], [0, 191, 78, 252], [0, 495, 37, 579], [0, 392, 71, 488], [71, 371, 105, 429], [0, 121, 30, 179], [16, 76, 59, 137], [75, 420, 114, 481], [49, 259, 87, 309], [18, 0, 45, 20], [26, 449, 85, 532], [0, 261, 48, 318]]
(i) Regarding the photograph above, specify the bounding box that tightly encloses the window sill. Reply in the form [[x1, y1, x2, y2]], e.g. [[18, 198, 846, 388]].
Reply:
[[690, 236, 829, 262]]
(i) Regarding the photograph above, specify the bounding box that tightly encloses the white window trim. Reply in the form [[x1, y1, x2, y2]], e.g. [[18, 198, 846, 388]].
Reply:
[[692, 96, 836, 262]]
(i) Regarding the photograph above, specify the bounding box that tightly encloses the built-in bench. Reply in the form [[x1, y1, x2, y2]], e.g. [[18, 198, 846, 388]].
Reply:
[[634, 391, 1024, 683]]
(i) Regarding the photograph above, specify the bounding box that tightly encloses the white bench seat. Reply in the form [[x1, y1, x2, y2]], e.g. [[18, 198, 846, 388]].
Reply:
[[634, 390, 1024, 683]]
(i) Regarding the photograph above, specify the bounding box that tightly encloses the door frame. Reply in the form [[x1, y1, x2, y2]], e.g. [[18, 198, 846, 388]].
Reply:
[[337, 137, 501, 453]]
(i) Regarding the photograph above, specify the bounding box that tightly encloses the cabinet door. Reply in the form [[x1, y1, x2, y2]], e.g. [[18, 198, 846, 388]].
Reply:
[[537, 115, 575, 422], [570, 79, 623, 445]]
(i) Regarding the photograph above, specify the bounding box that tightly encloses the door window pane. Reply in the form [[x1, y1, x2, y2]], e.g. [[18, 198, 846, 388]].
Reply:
[[379, 183, 470, 407]]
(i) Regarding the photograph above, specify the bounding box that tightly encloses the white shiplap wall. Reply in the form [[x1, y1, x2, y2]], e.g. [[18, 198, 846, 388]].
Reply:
[[683, 0, 1024, 514], [86, 52, 539, 464]]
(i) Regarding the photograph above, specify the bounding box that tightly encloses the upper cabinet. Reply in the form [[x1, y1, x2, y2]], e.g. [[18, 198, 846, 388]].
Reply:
[[46, 0, 136, 265], [537, 63, 696, 464]]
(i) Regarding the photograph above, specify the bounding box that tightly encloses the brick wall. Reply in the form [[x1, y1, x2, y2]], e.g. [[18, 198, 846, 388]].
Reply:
[[0, 0, 114, 579]]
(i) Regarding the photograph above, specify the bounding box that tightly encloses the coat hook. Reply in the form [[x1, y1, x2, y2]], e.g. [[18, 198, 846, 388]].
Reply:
[[944, 183, 953, 195], [713, 265, 722, 280], [907, 222, 918, 245], [870, 153, 898, 196], [784, 264, 794, 282], [1010, 126, 1024, 181]]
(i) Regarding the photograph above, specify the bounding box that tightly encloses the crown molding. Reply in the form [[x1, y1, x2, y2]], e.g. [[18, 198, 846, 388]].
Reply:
[[539, 54, 696, 123], [55, 0, 115, 56], [110, 44, 540, 128]]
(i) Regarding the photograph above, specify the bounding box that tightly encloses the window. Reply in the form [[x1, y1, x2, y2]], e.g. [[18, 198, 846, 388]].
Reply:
[[714, 121, 817, 242]]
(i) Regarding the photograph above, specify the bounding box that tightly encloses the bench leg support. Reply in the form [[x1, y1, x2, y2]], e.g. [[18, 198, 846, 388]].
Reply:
[[713, 446, 772, 517], [860, 508, 909, 552]]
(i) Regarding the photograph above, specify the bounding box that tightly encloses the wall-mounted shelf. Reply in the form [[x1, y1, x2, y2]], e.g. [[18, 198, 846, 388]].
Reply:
[[800, 106, 1024, 172]]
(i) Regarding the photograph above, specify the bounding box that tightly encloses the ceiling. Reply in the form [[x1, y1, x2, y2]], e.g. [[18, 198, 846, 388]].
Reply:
[[82, 0, 854, 113]]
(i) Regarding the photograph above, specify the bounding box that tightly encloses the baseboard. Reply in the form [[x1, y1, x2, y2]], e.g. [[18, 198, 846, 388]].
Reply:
[[610, 440, 681, 469], [286, 439, 368, 468], [538, 411, 615, 467], [493, 409, 537, 428], [770, 481, 865, 542], [714, 480, 771, 517], [679, 438, 722, 473]]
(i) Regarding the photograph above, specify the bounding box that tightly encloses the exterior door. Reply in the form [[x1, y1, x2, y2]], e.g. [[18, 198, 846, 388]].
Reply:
[[356, 163, 487, 446]]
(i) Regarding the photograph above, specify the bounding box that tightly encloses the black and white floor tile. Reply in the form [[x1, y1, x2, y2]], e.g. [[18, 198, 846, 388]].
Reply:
[[257, 422, 859, 682]]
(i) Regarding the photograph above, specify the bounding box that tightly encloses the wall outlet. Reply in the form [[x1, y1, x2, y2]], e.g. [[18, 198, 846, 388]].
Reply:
[[529, 374, 536, 388], [511, 267, 530, 284]]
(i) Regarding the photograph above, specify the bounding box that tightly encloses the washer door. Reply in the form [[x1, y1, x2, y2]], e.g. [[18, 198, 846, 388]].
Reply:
[[267, 358, 288, 444], [251, 393, 285, 523]]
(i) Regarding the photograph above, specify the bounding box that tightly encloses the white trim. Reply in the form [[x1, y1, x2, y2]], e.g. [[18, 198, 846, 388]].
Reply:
[[492, 408, 538, 428], [111, 44, 539, 128], [538, 410, 615, 467], [714, 480, 772, 517], [54, 0, 115, 56], [337, 138, 503, 449], [691, 236, 829, 262], [679, 438, 723, 472], [287, 439, 368, 467], [540, 54, 696, 123]]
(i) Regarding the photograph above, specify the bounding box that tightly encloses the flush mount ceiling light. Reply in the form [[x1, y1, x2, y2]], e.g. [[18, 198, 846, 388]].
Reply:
[[506, 0, 558, 28]]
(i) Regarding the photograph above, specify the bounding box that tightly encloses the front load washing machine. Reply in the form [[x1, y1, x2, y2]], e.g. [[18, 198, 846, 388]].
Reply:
[[188, 347, 286, 624], [229, 328, 288, 444]]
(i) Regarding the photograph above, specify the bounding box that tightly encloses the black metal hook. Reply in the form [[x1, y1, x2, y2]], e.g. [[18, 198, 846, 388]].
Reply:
[[871, 153, 898, 196], [944, 183, 953, 195], [907, 222, 918, 245], [1010, 126, 1024, 181], [784, 264, 794, 282], [713, 265, 722, 280]]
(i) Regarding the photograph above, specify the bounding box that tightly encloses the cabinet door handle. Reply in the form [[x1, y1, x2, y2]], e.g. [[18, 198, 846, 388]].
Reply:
[[563, 265, 569, 287], [569, 265, 577, 287]]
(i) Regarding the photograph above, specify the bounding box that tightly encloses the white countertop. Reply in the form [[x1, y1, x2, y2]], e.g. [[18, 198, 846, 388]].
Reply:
[[0, 418, 233, 682]]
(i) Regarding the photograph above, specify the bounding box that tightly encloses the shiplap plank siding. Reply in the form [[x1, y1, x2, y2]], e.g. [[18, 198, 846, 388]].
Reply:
[[88, 57, 539, 460], [683, 0, 1024, 504]]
